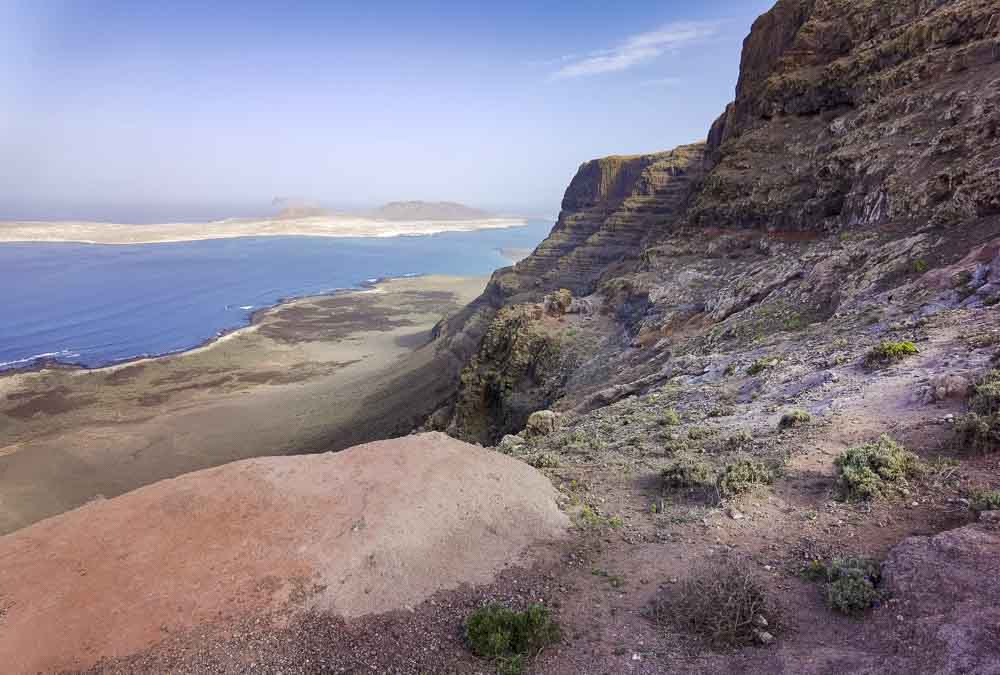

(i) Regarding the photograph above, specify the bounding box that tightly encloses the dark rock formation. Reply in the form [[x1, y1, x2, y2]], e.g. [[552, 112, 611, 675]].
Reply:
[[432, 0, 1000, 445]]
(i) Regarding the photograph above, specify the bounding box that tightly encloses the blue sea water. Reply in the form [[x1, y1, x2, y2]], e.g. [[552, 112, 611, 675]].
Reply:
[[0, 221, 551, 370]]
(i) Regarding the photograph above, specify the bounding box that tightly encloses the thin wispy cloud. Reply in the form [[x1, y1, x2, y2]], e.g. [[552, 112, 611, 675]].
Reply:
[[639, 76, 684, 88], [552, 22, 719, 80]]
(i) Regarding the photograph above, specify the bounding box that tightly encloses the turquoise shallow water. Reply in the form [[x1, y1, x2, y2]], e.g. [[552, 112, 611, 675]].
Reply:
[[0, 221, 551, 369]]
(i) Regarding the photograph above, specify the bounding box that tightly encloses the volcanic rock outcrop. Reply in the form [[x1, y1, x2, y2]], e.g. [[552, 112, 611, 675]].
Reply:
[[431, 0, 1000, 445], [0, 433, 568, 674]]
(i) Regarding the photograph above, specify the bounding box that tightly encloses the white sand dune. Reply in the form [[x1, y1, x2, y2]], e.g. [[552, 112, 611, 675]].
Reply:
[[0, 214, 527, 245]]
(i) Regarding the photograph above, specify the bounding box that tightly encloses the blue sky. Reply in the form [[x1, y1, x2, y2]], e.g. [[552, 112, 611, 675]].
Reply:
[[1, 0, 775, 221]]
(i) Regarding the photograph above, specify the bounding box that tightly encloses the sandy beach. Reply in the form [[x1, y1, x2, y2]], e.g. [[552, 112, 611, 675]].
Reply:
[[0, 275, 487, 535], [0, 215, 526, 245]]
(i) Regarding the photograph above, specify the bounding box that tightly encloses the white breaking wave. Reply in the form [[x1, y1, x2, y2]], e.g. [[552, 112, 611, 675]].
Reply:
[[0, 349, 81, 369]]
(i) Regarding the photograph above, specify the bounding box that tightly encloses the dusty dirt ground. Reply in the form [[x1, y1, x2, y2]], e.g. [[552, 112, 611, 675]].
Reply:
[[0, 433, 568, 674], [70, 304, 1000, 674], [0, 275, 486, 534]]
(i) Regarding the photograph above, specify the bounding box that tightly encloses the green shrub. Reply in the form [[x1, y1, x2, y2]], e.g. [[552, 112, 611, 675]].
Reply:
[[465, 603, 560, 673], [747, 357, 780, 376], [969, 370, 1000, 416], [660, 433, 692, 454], [722, 430, 754, 453], [912, 259, 929, 274], [688, 426, 716, 440], [956, 370, 1000, 453], [803, 556, 882, 615], [835, 435, 923, 501], [956, 412, 1000, 453], [526, 453, 560, 469], [707, 404, 736, 418], [970, 489, 1000, 512], [660, 408, 682, 426], [778, 410, 812, 429], [650, 559, 779, 648], [662, 458, 715, 489], [716, 459, 773, 498], [826, 573, 881, 615], [863, 341, 918, 369]]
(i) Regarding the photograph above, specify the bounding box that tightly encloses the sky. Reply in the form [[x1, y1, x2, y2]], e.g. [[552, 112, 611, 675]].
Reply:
[[1, 0, 775, 222]]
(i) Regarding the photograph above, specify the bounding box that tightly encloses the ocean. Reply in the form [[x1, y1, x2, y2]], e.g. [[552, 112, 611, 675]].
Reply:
[[0, 221, 551, 370]]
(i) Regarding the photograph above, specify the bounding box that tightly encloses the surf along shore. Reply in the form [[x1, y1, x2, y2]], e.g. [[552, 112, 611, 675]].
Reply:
[[0, 215, 526, 245], [0, 275, 487, 535]]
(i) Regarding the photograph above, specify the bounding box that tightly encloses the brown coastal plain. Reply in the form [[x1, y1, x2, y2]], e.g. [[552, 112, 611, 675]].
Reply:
[[0, 275, 486, 534]]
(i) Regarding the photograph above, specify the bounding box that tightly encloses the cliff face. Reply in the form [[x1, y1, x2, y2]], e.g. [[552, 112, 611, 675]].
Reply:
[[434, 0, 1000, 445]]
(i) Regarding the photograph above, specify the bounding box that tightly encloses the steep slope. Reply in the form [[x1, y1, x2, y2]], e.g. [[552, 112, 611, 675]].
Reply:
[[432, 0, 1000, 445]]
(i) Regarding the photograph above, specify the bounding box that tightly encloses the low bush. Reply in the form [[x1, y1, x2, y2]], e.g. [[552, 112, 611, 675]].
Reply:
[[722, 430, 754, 453], [747, 357, 780, 376], [970, 489, 1000, 513], [465, 603, 560, 674], [863, 341, 918, 369], [835, 435, 923, 501], [649, 559, 779, 648], [716, 459, 773, 498], [956, 412, 1000, 453], [956, 370, 1000, 453], [778, 410, 812, 429], [662, 458, 715, 490], [969, 370, 1000, 415], [660, 408, 682, 426], [803, 556, 882, 615]]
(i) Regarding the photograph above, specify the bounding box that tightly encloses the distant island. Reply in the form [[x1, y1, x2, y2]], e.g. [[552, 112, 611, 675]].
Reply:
[[368, 201, 493, 221], [272, 199, 497, 222], [0, 200, 525, 245]]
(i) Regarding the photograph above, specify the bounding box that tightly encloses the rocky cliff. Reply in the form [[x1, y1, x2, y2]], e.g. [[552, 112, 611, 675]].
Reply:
[[432, 0, 1000, 445]]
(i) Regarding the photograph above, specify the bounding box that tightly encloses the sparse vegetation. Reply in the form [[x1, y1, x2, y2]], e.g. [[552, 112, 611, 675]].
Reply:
[[803, 557, 882, 615], [716, 459, 773, 498], [778, 409, 812, 429], [465, 603, 560, 674], [970, 489, 1000, 513], [662, 458, 715, 490], [525, 453, 560, 469], [747, 357, 780, 376], [707, 404, 736, 418], [969, 369, 1000, 415], [660, 408, 682, 426], [956, 413, 1000, 454], [834, 435, 923, 501], [687, 426, 716, 440], [592, 567, 626, 588], [577, 505, 623, 529], [650, 559, 779, 648], [912, 259, 929, 274], [956, 370, 1000, 453], [863, 341, 918, 369], [722, 430, 754, 453]]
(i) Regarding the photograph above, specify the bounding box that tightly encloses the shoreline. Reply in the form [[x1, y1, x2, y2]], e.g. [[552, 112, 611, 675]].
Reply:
[[0, 273, 416, 378], [0, 274, 488, 535], [0, 216, 528, 246]]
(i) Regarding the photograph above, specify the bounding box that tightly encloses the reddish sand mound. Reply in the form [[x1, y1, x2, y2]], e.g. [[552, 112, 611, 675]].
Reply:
[[0, 432, 568, 674]]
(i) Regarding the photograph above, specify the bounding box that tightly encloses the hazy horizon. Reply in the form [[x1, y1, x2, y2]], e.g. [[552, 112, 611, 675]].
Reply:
[[2, 0, 774, 222]]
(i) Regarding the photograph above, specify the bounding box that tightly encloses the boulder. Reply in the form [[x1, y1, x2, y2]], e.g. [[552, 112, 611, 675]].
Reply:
[[880, 522, 1000, 673], [0, 433, 568, 674], [525, 410, 559, 437]]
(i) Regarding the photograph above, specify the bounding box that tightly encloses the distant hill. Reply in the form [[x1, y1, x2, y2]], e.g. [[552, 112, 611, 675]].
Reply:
[[370, 201, 493, 221], [271, 197, 330, 220]]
